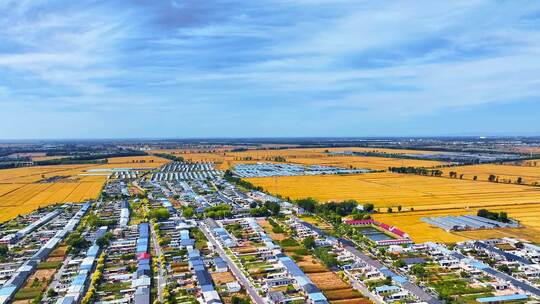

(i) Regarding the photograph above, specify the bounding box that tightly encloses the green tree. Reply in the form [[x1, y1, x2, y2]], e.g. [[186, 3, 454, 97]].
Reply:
[[364, 203, 374, 212], [148, 208, 170, 221], [66, 232, 90, 253], [0, 245, 8, 257], [182, 207, 194, 218], [303, 236, 316, 250], [394, 260, 406, 268], [410, 264, 426, 277], [296, 198, 317, 213]]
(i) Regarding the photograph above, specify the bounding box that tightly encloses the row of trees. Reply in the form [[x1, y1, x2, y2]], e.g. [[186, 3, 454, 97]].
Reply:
[[295, 198, 377, 225], [477, 209, 509, 223], [390, 166, 531, 186], [153, 153, 184, 162], [81, 252, 106, 304], [204, 204, 232, 219], [224, 170, 263, 191], [388, 166, 444, 176], [249, 200, 281, 217]]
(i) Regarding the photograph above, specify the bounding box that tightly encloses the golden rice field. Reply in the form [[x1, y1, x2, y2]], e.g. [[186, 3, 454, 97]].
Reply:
[[0, 164, 100, 184], [97, 155, 170, 168], [154, 147, 444, 170], [0, 163, 115, 223], [515, 159, 540, 167], [313, 147, 439, 155], [0, 155, 172, 223], [373, 203, 540, 243], [246, 173, 540, 211], [441, 164, 540, 185], [31, 155, 69, 161], [286, 155, 442, 171], [0, 176, 104, 223]]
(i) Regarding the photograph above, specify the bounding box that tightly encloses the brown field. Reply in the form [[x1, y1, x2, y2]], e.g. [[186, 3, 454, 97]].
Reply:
[[246, 173, 540, 211], [257, 219, 287, 241], [309, 271, 367, 303], [27, 268, 56, 282], [297, 255, 366, 303], [324, 289, 367, 302], [296, 255, 328, 273], [441, 164, 540, 185], [330, 299, 371, 304], [211, 271, 236, 285], [307, 272, 350, 290]]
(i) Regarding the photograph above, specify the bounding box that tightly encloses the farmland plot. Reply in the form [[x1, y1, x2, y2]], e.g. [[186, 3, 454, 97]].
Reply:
[[441, 164, 540, 185], [246, 173, 540, 211], [0, 165, 106, 223]]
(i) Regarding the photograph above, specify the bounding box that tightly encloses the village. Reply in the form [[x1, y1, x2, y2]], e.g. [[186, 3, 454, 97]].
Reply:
[[0, 159, 538, 304]]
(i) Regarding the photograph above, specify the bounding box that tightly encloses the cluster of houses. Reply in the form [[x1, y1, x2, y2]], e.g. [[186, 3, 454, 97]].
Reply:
[[210, 217, 329, 304], [151, 162, 221, 181], [421, 239, 540, 301], [286, 216, 440, 304], [157, 216, 226, 303], [103, 180, 130, 197]]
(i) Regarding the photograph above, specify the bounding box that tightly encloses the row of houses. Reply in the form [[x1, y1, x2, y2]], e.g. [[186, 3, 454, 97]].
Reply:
[[0, 202, 92, 304], [185, 227, 222, 304], [55, 235, 105, 304], [160, 162, 216, 173], [0, 209, 63, 245], [134, 223, 151, 304]]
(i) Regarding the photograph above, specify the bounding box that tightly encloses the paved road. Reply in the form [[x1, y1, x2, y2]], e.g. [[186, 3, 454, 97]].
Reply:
[[150, 223, 166, 303], [345, 271, 385, 304], [199, 222, 266, 304]]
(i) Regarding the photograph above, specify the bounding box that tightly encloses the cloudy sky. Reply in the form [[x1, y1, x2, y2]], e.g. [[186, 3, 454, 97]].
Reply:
[[1, 0, 539, 139]]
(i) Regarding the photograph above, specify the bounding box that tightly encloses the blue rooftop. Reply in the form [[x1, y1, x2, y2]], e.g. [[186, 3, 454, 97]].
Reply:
[[0, 286, 17, 296], [308, 292, 327, 302], [375, 285, 400, 293], [476, 294, 528, 303], [86, 245, 99, 257]]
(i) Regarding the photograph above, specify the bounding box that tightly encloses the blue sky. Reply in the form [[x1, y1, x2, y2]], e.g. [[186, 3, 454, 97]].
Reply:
[[0, 0, 539, 139]]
